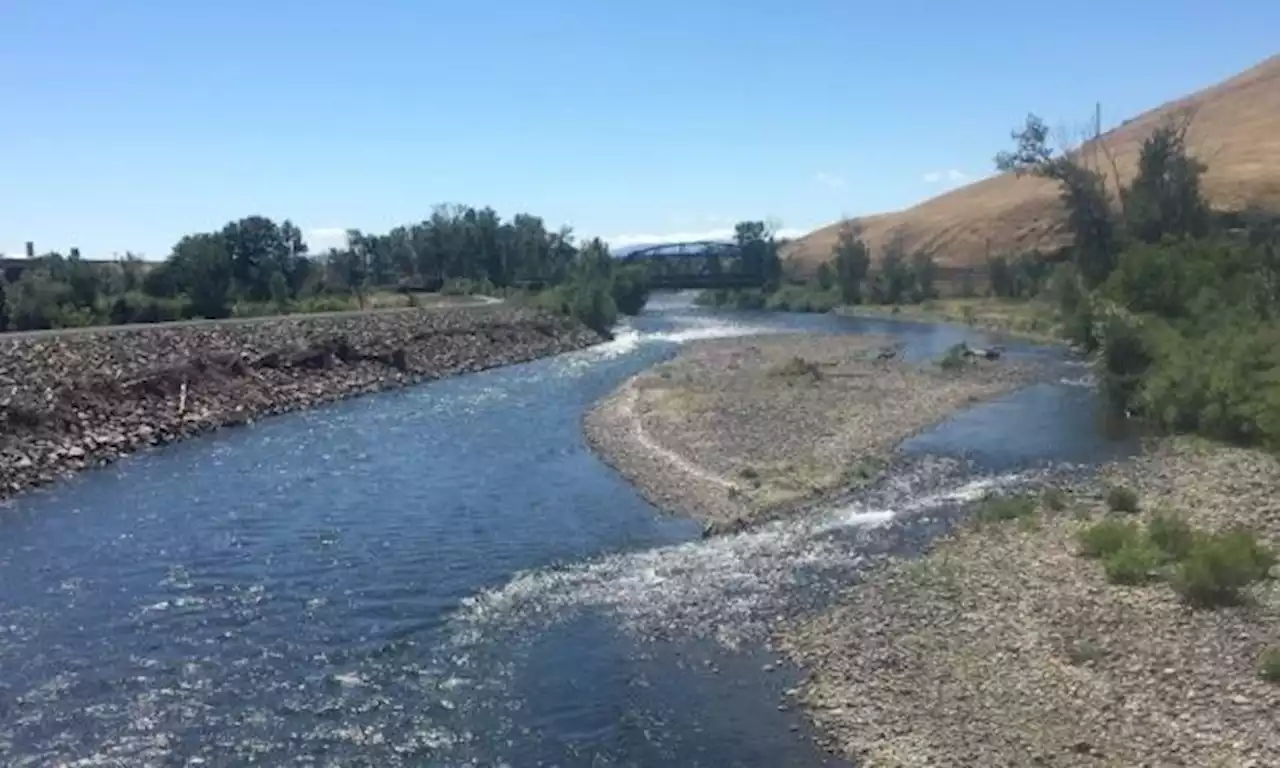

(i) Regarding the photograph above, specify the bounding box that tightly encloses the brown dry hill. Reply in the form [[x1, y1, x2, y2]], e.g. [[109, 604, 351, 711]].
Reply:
[[785, 54, 1280, 272]]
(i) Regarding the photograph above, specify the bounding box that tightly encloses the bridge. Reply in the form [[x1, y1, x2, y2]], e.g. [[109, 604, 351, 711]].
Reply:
[[616, 240, 765, 290]]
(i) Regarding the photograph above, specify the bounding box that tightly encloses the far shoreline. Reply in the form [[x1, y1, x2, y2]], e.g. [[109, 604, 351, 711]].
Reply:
[[834, 298, 1063, 344], [0, 304, 601, 504]]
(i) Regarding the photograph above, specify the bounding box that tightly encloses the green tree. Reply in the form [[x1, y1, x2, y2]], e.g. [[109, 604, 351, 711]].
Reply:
[[735, 221, 782, 291], [873, 233, 914, 304], [996, 114, 1119, 288], [221, 215, 289, 301], [832, 222, 871, 304], [172, 234, 234, 318], [114, 253, 146, 294], [910, 251, 939, 302], [987, 255, 1015, 297], [611, 265, 651, 316], [269, 270, 291, 310], [1125, 115, 1210, 245], [62, 252, 103, 310], [816, 262, 834, 291], [4, 267, 72, 330]]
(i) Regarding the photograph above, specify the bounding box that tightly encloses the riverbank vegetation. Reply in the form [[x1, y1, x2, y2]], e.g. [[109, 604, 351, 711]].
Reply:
[[0, 205, 649, 336], [991, 112, 1280, 451]]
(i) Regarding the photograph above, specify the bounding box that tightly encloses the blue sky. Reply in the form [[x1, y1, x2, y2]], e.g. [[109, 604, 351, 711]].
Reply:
[[2, 1, 1277, 259]]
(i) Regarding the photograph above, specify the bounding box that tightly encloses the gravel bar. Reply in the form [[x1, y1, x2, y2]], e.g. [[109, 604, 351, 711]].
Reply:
[[781, 438, 1280, 767], [584, 333, 1039, 533], [0, 305, 601, 501]]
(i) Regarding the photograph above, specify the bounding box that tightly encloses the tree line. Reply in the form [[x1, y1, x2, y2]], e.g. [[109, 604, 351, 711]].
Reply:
[[0, 204, 650, 335], [994, 110, 1280, 447]]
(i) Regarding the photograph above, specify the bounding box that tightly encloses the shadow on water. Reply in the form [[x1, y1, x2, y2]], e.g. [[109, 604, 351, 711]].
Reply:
[[0, 293, 1135, 766]]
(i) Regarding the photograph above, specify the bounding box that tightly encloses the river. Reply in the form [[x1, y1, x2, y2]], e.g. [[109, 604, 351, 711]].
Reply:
[[0, 294, 1132, 766]]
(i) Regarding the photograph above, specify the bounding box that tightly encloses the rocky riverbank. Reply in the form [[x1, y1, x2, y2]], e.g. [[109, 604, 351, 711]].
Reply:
[[0, 305, 601, 501], [584, 333, 1039, 533], [781, 438, 1280, 767]]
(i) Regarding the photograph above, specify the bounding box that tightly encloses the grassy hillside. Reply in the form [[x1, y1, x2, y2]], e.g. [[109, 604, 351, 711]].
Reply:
[[785, 55, 1280, 272]]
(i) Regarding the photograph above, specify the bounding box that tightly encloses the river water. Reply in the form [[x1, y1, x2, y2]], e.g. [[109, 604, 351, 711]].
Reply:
[[0, 295, 1132, 767]]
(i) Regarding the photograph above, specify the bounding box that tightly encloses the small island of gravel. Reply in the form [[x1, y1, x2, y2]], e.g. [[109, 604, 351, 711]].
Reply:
[[584, 333, 1039, 533]]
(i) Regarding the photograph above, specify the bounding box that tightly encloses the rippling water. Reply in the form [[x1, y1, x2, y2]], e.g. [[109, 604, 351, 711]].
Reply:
[[0, 295, 1132, 766]]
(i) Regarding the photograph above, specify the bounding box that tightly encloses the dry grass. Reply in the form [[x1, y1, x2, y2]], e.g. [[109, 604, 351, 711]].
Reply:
[[785, 55, 1280, 272]]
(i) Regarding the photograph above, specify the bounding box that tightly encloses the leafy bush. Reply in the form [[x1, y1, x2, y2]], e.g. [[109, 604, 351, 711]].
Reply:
[[939, 343, 971, 371], [1077, 519, 1140, 558], [610, 265, 650, 316], [537, 277, 618, 336], [108, 292, 191, 325], [975, 494, 1036, 523], [4, 267, 74, 330], [1041, 486, 1068, 511], [1171, 528, 1276, 607], [296, 295, 359, 314], [1146, 511, 1196, 562], [1137, 319, 1280, 447], [764, 284, 840, 313], [1259, 647, 1280, 683], [1103, 539, 1162, 584], [1066, 638, 1107, 666], [1105, 485, 1140, 514]]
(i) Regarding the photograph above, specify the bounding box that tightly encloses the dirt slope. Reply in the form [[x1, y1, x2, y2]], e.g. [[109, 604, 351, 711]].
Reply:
[[785, 55, 1280, 272]]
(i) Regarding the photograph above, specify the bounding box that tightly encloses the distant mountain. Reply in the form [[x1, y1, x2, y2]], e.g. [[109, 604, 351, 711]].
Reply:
[[784, 54, 1280, 271]]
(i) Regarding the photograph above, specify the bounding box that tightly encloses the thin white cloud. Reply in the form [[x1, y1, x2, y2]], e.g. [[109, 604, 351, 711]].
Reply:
[[923, 169, 969, 184], [307, 227, 349, 252], [814, 171, 847, 189], [606, 227, 807, 249]]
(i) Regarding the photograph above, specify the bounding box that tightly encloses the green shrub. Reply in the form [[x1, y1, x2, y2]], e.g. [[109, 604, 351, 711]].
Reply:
[[975, 494, 1036, 524], [1096, 309, 1157, 410], [1146, 511, 1196, 562], [537, 277, 618, 336], [108, 292, 191, 324], [296, 294, 357, 314], [765, 284, 841, 313], [1041, 486, 1068, 511], [1066, 638, 1106, 666], [1172, 529, 1276, 607], [610, 265, 650, 316], [1138, 320, 1280, 448], [1106, 485, 1140, 514], [770, 356, 823, 381], [1259, 647, 1280, 683], [939, 343, 971, 371], [1103, 539, 1162, 585], [1077, 519, 1140, 558], [5, 267, 73, 330]]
